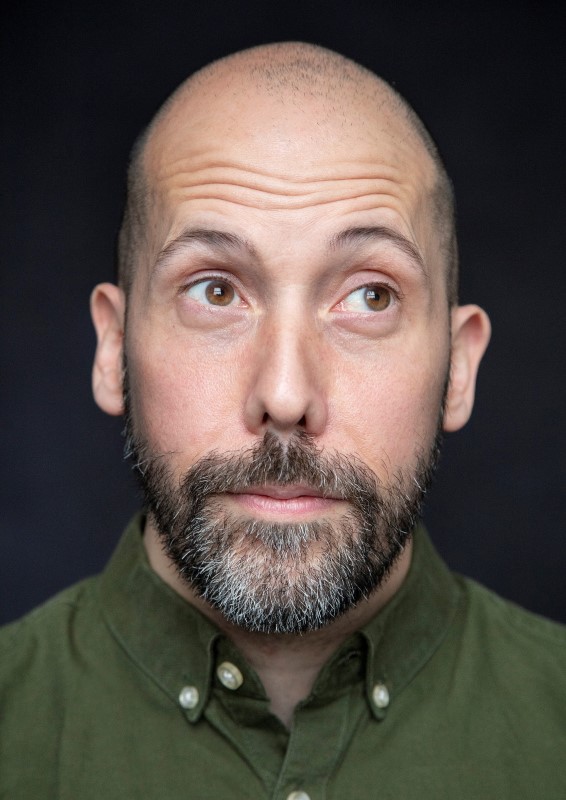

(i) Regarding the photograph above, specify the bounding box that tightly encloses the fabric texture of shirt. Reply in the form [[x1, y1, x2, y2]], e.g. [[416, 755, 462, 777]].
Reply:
[[1, 513, 565, 799]]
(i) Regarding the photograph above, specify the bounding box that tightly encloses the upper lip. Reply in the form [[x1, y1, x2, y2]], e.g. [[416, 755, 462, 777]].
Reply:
[[228, 484, 337, 500]]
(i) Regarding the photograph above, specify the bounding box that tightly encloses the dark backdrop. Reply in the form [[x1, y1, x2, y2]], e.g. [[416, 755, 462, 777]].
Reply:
[[1, 0, 565, 625]]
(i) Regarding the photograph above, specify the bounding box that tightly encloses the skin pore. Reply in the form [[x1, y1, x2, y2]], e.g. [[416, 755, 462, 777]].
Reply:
[[91, 43, 490, 728]]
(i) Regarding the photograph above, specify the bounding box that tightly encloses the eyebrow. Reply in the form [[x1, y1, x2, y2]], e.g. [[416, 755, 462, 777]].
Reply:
[[154, 228, 259, 272], [153, 223, 427, 276], [328, 226, 427, 276]]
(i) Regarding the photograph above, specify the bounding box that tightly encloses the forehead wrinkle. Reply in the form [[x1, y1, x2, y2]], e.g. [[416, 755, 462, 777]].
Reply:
[[166, 188, 415, 214], [149, 137, 431, 214], [156, 163, 411, 191], [153, 165, 421, 213], [152, 133, 426, 183]]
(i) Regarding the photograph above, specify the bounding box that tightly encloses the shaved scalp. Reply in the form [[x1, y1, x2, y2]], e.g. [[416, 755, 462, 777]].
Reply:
[[117, 42, 458, 303]]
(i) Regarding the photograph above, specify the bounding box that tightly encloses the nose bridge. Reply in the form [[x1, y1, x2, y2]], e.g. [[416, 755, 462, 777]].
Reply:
[[244, 302, 327, 436]]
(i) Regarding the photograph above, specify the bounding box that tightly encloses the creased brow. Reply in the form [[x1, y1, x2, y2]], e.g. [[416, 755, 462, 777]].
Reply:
[[328, 226, 427, 277], [153, 228, 259, 272]]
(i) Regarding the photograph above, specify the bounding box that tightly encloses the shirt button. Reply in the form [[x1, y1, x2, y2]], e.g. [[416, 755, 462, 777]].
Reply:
[[179, 685, 199, 709], [217, 661, 244, 691], [372, 682, 390, 709], [286, 792, 311, 800]]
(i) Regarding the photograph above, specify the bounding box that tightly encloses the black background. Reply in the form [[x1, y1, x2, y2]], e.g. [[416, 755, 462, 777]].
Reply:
[[1, 0, 565, 625]]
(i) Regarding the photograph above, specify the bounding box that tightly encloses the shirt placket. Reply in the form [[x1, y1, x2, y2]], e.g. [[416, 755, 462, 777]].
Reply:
[[271, 681, 367, 800]]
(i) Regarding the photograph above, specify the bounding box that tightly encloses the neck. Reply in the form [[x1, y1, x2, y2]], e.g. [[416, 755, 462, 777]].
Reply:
[[144, 519, 412, 728]]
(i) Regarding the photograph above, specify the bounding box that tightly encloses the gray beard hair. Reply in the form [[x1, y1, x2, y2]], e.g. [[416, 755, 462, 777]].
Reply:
[[124, 406, 442, 633]]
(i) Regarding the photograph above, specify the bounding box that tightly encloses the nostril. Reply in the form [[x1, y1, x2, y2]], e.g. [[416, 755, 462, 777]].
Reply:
[[262, 412, 306, 427]]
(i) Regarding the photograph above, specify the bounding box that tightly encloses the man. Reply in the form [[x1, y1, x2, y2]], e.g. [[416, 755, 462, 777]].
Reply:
[[1, 42, 565, 799]]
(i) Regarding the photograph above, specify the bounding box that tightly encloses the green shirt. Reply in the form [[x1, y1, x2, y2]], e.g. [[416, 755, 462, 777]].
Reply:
[[1, 515, 565, 799]]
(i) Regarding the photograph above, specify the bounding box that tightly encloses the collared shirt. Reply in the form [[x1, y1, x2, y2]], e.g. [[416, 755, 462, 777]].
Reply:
[[1, 514, 565, 799]]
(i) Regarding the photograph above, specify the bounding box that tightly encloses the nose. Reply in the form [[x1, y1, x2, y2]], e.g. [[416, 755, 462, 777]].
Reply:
[[243, 312, 328, 438]]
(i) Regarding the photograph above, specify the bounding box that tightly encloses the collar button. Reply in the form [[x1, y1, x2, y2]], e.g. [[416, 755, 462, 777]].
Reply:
[[217, 661, 244, 691], [372, 682, 390, 709], [179, 685, 199, 709]]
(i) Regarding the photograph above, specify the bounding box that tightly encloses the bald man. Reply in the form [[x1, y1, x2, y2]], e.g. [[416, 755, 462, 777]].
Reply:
[[1, 43, 565, 799]]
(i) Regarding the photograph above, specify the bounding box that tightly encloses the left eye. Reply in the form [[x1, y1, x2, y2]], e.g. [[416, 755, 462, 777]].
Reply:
[[185, 278, 241, 307], [340, 285, 393, 312]]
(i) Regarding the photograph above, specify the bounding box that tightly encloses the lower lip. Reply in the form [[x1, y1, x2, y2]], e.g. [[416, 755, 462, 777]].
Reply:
[[227, 493, 341, 518]]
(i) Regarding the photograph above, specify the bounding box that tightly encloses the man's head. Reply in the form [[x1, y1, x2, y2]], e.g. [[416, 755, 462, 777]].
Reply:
[[90, 42, 490, 633]]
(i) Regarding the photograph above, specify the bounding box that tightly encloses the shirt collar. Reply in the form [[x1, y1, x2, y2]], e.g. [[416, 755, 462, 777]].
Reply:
[[100, 512, 221, 722], [99, 514, 461, 723], [359, 523, 461, 719]]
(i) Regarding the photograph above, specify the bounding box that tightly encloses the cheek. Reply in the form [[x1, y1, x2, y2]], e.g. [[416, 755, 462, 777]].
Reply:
[[328, 341, 448, 471], [127, 332, 248, 467]]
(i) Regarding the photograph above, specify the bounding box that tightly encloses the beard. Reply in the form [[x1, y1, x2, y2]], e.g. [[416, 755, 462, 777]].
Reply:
[[123, 377, 444, 634]]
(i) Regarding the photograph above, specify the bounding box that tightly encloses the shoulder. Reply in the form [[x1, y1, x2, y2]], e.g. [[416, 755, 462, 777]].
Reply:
[[450, 574, 566, 709], [1, 576, 97, 633], [0, 577, 100, 685], [458, 574, 566, 649], [0, 577, 109, 795]]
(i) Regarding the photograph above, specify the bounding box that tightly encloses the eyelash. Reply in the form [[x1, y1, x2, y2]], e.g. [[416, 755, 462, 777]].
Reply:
[[181, 273, 243, 296], [336, 280, 401, 313]]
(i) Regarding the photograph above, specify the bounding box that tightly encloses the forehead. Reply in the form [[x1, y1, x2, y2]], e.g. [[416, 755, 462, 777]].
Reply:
[[140, 68, 438, 268]]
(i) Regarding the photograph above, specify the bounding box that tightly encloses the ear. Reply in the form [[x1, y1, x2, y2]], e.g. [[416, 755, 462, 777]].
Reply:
[[90, 283, 126, 416], [443, 304, 491, 432]]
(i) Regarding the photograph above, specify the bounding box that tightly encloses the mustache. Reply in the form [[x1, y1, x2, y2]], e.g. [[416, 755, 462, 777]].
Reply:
[[128, 429, 385, 508]]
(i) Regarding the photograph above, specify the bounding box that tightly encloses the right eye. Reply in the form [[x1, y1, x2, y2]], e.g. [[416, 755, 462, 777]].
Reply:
[[184, 278, 241, 307]]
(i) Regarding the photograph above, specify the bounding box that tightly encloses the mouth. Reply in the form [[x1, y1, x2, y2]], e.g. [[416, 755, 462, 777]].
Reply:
[[224, 484, 346, 519]]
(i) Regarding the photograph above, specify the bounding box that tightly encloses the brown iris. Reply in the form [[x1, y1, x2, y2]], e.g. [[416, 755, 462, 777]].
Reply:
[[205, 280, 235, 306], [364, 286, 391, 311]]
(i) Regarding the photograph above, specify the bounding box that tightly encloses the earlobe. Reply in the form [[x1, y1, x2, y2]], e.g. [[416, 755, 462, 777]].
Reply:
[[443, 304, 491, 432], [90, 283, 126, 416]]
